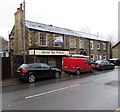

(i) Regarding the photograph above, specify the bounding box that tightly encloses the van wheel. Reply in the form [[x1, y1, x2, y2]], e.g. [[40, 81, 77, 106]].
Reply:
[[28, 74, 36, 83], [90, 68, 94, 73], [76, 69, 81, 75]]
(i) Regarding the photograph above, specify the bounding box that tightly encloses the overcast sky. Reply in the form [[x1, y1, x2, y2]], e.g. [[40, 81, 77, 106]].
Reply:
[[0, 0, 119, 44]]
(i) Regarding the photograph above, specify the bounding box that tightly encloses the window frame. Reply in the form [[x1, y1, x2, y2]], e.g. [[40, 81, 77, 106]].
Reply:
[[90, 54, 94, 62], [40, 33, 47, 47], [97, 42, 101, 50], [70, 36, 75, 48], [79, 38, 82, 49], [103, 42, 106, 50], [90, 40, 94, 50]]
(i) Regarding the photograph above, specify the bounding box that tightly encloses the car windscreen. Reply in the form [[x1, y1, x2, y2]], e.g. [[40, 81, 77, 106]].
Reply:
[[95, 60, 102, 64]]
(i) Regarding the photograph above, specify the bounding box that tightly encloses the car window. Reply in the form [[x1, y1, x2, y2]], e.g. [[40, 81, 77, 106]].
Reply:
[[41, 63, 50, 68], [31, 63, 41, 68], [103, 61, 109, 64], [20, 64, 29, 69], [95, 60, 102, 64], [101, 62, 105, 65], [85, 60, 90, 64]]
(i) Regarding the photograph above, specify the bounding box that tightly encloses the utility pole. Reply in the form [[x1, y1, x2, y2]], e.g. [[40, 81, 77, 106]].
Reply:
[[23, 0, 26, 63]]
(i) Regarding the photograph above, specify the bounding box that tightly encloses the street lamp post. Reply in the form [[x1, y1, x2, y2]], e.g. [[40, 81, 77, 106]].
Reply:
[[23, 0, 26, 63]]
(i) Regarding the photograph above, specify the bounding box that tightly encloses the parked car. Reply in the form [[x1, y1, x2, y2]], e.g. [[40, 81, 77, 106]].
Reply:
[[92, 60, 115, 70], [62, 56, 94, 75], [109, 58, 120, 66], [17, 63, 61, 83]]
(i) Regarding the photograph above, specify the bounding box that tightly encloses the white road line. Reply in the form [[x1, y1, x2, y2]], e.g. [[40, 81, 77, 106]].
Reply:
[[25, 84, 79, 99]]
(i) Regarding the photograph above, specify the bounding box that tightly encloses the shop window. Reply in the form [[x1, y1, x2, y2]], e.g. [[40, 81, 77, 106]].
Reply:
[[48, 57, 56, 68]]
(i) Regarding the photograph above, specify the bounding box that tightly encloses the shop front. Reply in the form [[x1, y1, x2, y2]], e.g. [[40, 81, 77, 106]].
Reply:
[[29, 48, 69, 69]]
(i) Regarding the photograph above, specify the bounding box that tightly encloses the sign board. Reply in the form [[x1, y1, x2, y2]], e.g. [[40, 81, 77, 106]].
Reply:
[[55, 37, 63, 45], [29, 50, 69, 55]]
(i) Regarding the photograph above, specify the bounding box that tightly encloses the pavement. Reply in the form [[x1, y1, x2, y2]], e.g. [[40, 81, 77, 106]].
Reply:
[[0, 77, 20, 87]]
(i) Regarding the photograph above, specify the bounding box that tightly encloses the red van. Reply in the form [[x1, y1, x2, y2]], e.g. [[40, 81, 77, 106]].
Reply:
[[62, 56, 94, 75]]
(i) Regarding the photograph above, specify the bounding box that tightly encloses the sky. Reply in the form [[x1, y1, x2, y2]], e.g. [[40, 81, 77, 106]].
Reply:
[[0, 0, 119, 44]]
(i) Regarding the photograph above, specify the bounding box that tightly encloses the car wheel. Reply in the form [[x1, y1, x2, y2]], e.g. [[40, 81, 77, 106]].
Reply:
[[28, 74, 36, 83], [76, 69, 81, 75], [90, 68, 94, 73], [54, 72, 60, 79]]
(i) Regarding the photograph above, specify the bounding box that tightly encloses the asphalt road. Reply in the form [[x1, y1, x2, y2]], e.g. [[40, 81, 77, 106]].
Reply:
[[2, 69, 119, 110]]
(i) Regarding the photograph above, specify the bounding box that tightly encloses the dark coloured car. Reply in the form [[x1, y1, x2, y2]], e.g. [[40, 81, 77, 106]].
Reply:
[[109, 58, 120, 66], [92, 60, 115, 71], [17, 63, 61, 83]]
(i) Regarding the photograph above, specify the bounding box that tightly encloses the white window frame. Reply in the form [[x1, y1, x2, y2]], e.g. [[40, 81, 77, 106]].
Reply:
[[79, 38, 82, 49], [99, 55, 102, 60], [90, 40, 94, 49], [103, 54, 106, 60], [97, 42, 100, 50], [70, 36, 75, 48], [90, 54, 94, 62], [103, 42, 106, 50], [64, 35, 67, 49], [40, 33, 47, 46], [96, 54, 98, 60]]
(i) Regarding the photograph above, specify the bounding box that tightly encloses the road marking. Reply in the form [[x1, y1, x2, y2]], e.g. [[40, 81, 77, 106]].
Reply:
[[25, 84, 79, 99]]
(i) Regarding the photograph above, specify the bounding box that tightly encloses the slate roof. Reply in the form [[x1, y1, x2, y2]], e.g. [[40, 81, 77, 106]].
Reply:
[[112, 41, 120, 49], [25, 20, 107, 42]]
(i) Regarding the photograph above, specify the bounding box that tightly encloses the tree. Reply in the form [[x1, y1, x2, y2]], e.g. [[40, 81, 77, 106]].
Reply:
[[0, 36, 8, 51]]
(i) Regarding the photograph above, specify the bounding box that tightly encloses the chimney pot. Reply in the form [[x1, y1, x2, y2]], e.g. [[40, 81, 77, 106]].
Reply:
[[20, 3, 22, 10]]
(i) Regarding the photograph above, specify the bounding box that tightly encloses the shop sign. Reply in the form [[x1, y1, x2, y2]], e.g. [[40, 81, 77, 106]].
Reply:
[[29, 50, 69, 55], [55, 37, 63, 45]]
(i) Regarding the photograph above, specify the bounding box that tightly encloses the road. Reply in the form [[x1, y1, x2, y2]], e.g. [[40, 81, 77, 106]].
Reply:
[[2, 69, 119, 110]]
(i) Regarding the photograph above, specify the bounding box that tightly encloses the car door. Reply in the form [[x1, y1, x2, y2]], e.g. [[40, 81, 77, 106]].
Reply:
[[106, 61, 113, 69], [40, 63, 53, 77], [103, 61, 109, 70], [32, 63, 44, 78], [85, 60, 91, 72]]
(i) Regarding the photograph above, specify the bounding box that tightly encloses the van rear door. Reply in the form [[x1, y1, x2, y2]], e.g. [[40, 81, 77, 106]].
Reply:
[[63, 58, 73, 71]]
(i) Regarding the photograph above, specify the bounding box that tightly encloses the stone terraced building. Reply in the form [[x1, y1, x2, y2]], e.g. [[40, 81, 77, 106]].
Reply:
[[9, 4, 110, 69]]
